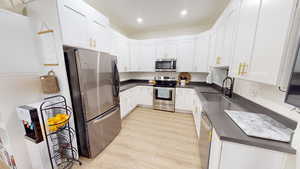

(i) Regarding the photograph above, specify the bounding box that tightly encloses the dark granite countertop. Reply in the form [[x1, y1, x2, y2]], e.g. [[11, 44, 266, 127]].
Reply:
[[120, 80, 153, 92], [120, 80, 297, 154]]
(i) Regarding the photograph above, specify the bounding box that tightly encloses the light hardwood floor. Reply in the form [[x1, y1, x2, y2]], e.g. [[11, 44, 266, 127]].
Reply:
[[74, 107, 201, 169]]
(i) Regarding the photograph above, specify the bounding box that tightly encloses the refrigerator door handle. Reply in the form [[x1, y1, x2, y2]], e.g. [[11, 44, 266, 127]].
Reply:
[[112, 60, 120, 97], [93, 111, 115, 124]]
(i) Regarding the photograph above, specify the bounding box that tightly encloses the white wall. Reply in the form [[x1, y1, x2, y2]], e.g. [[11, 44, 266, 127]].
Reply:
[[0, 10, 43, 169], [233, 79, 300, 169]]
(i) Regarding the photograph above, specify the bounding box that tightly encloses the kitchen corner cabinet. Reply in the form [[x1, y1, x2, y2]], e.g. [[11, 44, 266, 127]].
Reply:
[[231, 0, 297, 85], [111, 32, 130, 72], [120, 86, 153, 119], [209, 129, 290, 169]]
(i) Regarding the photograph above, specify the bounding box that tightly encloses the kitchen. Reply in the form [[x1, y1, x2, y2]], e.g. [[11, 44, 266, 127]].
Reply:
[[1, 0, 300, 169]]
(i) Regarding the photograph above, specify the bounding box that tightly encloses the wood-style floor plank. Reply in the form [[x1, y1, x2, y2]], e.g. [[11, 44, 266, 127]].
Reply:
[[73, 107, 201, 169]]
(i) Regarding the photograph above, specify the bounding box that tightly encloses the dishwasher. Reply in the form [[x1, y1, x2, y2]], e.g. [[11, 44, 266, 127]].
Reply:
[[199, 112, 212, 169]]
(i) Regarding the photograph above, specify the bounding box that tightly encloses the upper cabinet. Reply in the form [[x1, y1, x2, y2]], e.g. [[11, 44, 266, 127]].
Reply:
[[177, 37, 196, 72], [247, 0, 296, 85], [58, 0, 111, 51], [195, 33, 210, 72], [129, 40, 156, 72], [230, 0, 297, 85], [230, 0, 261, 77], [59, 0, 89, 48], [156, 39, 178, 59], [140, 40, 157, 72], [111, 31, 130, 72]]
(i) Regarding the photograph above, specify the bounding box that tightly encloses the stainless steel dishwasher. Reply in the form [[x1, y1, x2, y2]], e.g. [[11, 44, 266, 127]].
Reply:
[[199, 112, 213, 169]]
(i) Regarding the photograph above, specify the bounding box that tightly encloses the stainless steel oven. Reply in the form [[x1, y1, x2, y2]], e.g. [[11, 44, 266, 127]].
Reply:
[[155, 59, 176, 72], [153, 77, 177, 112], [153, 87, 176, 112]]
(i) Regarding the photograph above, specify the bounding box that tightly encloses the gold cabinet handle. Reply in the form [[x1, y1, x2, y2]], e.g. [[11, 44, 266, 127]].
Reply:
[[216, 56, 221, 65], [89, 38, 93, 48], [244, 64, 248, 75], [238, 63, 242, 76], [241, 63, 247, 75]]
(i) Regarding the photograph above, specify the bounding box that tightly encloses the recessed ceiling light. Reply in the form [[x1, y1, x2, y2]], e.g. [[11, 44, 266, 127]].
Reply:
[[181, 10, 188, 16], [137, 17, 143, 24]]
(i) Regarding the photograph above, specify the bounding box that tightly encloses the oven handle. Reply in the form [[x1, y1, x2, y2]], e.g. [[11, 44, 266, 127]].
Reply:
[[154, 87, 175, 90]]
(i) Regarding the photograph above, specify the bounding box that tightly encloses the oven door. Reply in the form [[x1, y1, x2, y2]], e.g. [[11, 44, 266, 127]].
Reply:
[[153, 87, 175, 112], [155, 61, 176, 72]]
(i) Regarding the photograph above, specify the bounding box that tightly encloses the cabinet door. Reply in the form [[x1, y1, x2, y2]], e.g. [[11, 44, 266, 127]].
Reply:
[[140, 41, 156, 72], [208, 31, 217, 67], [129, 40, 141, 71], [177, 38, 196, 72], [214, 25, 226, 66], [157, 40, 178, 59], [232, 0, 261, 77], [60, 0, 89, 48], [175, 88, 194, 111], [219, 142, 287, 169], [246, 0, 296, 85], [195, 34, 210, 72], [223, 8, 240, 70], [113, 34, 129, 72]]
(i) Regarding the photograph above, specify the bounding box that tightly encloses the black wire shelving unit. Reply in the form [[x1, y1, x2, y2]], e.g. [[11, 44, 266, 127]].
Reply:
[[40, 95, 81, 169]]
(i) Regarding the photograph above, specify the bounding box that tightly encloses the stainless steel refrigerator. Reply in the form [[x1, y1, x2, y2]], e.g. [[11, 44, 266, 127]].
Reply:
[[64, 47, 121, 158]]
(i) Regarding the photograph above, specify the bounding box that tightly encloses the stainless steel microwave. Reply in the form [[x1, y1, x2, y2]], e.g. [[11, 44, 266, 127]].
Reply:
[[155, 59, 176, 72]]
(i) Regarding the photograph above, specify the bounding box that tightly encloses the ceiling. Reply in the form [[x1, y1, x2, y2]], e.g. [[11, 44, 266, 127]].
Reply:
[[84, 0, 230, 37]]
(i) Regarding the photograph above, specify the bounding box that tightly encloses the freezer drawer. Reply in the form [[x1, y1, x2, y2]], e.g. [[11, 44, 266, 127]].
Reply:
[[87, 106, 121, 158]]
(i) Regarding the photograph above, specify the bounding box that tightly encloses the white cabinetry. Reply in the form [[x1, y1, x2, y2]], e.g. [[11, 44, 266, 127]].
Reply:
[[156, 39, 178, 59], [177, 38, 196, 72], [135, 86, 153, 106], [175, 88, 194, 112], [112, 31, 130, 72], [129, 40, 142, 71], [209, 128, 290, 169], [120, 86, 153, 119], [195, 33, 210, 72], [60, 0, 89, 48], [140, 40, 157, 72], [231, 0, 296, 85], [245, 0, 296, 85], [230, 0, 262, 77], [59, 0, 111, 51]]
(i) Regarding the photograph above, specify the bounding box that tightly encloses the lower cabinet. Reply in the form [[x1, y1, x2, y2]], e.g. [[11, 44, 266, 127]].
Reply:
[[209, 129, 290, 169], [175, 88, 195, 112], [120, 86, 153, 119]]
